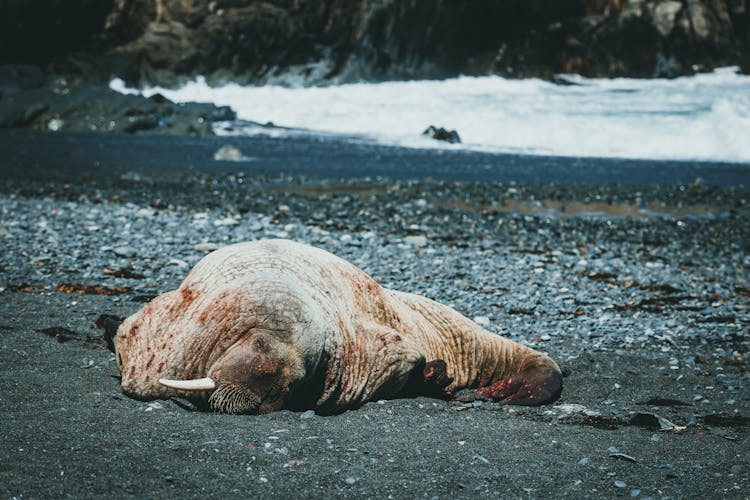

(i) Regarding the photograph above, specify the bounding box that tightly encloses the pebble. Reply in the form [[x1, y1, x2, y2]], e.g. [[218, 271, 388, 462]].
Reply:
[[213, 217, 240, 226], [300, 410, 316, 419], [194, 242, 219, 252], [404, 235, 427, 247], [615, 480, 627, 488], [473, 315, 490, 326], [213, 145, 246, 161], [2, 177, 748, 397], [136, 208, 156, 217], [113, 245, 137, 258]]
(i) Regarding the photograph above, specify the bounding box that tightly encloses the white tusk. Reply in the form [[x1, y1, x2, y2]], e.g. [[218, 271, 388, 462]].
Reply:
[[159, 377, 216, 391]]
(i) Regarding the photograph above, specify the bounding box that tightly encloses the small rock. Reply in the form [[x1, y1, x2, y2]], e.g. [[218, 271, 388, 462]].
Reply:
[[423, 125, 461, 144], [48, 118, 64, 131], [213, 217, 239, 226], [404, 235, 427, 247], [578, 457, 590, 465], [194, 242, 219, 252], [630, 488, 641, 496], [168, 258, 189, 268], [79, 358, 95, 369], [615, 480, 627, 488], [213, 145, 246, 161], [473, 315, 491, 326], [113, 246, 137, 258], [300, 409, 316, 419], [136, 208, 156, 217], [344, 477, 357, 485], [609, 452, 637, 463]]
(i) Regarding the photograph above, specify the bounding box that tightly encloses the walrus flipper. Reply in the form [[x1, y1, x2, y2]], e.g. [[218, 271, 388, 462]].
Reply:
[[462, 365, 562, 406]]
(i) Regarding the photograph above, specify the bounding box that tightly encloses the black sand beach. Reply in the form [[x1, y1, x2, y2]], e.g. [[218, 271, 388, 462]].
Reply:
[[1, 130, 748, 498]]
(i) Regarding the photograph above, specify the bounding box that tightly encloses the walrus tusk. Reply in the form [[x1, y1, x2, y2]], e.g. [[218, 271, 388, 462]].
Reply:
[[159, 377, 216, 391]]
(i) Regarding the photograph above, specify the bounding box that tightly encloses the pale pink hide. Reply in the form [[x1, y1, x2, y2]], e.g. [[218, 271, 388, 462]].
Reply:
[[114, 239, 561, 413]]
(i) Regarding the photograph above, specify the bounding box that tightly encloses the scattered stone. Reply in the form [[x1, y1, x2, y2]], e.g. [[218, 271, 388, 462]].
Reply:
[[404, 235, 427, 247], [629, 412, 686, 432], [113, 246, 137, 258], [423, 125, 461, 144], [473, 315, 490, 326], [609, 453, 637, 463], [213, 216, 240, 226], [213, 145, 247, 161], [136, 208, 156, 217], [194, 242, 219, 252]]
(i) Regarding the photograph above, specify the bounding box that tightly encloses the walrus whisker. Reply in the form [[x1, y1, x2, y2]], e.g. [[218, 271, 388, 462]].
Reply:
[[159, 377, 216, 391], [208, 384, 259, 414]]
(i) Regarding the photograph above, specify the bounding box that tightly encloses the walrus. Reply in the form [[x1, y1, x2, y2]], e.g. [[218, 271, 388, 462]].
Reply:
[[113, 239, 562, 414]]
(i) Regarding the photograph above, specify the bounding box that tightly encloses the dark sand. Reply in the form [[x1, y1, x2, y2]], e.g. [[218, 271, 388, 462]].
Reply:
[[0, 130, 748, 498]]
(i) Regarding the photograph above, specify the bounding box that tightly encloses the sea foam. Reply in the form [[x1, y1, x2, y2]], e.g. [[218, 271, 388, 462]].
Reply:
[[111, 67, 750, 163]]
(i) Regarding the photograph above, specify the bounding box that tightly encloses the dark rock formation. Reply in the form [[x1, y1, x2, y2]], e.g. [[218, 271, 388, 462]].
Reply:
[[1, 1, 748, 86], [423, 125, 461, 144], [1, 1, 747, 137], [0, 0, 113, 66], [95, 0, 750, 85], [0, 65, 234, 135]]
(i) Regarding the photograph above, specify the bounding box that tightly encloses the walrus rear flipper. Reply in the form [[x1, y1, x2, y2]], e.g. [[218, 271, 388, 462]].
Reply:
[[457, 365, 562, 406]]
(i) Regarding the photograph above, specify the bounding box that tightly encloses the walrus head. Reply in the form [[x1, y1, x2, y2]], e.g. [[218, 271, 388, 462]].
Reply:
[[112, 284, 308, 413]]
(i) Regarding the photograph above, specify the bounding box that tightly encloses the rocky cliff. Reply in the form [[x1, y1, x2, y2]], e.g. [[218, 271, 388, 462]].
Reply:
[[2, 0, 749, 85]]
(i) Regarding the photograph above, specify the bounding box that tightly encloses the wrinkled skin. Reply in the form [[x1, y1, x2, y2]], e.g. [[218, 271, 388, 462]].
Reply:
[[114, 239, 562, 414]]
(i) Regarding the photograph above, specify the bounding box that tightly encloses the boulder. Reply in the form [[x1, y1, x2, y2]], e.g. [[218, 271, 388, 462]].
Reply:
[[0, 1, 747, 85], [0, 65, 235, 136], [423, 125, 461, 144]]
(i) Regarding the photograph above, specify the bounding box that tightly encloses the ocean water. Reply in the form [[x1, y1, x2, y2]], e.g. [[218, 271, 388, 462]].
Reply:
[[111, 67, 750, 163]]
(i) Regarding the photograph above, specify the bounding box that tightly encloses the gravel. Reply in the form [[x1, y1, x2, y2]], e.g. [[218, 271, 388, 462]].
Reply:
[[1, 175, 748, 369], [0, 170, 748, 498]]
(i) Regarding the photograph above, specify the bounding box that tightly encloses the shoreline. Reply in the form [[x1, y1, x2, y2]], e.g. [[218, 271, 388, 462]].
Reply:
[[2, 129, 750, 187]]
